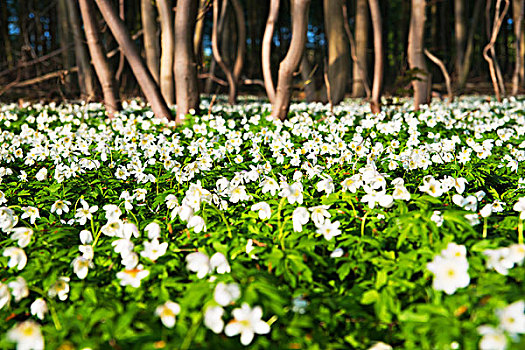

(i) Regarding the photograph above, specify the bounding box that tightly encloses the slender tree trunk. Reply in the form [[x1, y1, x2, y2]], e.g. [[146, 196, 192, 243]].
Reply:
[[141, 0, 160, 84], [65, 0, 96, 100], [157, 0, 175, 105], [262, 0, 280, 103], [174, 0, 200, 122], [513, 0, 524, 95], [424, 49, 452, 99], [94, 0, 171, 120], [58, 0, 72, 86], [486, 0, 507, 96], [323, 0, 350, 105], [205, 0, 228, 94], [455, 0, 467, 79], [115, 0, 125, 83], [484, 0, 510, 102], [231, 0, 246, 87], [300, 54, 317, 102], [78, 0, 120, 115], [212, 0, 236, 104], [193, 0, 207, 66], [408, 0, 430, 110], [353, 0, 369, 97], [0, 0, 13, 68], [368, 0, 383, 113], [271, 0, 311, 121], [458, 0, 483, 90]]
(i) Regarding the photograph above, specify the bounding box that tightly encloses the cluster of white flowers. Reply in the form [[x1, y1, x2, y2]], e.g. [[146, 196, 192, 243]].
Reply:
[[478, 300, 525, 350], [427, 243, 470, 295], [2, 97, 525, 348]]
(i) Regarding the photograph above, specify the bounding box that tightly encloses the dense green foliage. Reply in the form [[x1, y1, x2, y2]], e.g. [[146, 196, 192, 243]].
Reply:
[[0, 98, 524, 349]]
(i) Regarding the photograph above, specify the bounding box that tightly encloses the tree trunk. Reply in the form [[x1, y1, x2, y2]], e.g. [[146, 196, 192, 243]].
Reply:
[[271, 0, 311, 121], [300, 54, 317, 102], [513, 0, 524, 95], [262, 0, 280, 103], [78, 0, 120, 115], [157, 0, 175, 105], [65, 0, 96, 100], [231, 0, 246, 87], [368, 0, 383, 113], [408, 0, 430, 110], [141, 0, 160, 84], [212, 0, 236, 104], [115, 0, 126, 83], [323, 0, 350, 105], [58, 0, 72, 87], [205, 0, 228, 94], [454, 0, 467, 79], [486, 0, 507, 96], [0, 0, 13, 68], [483, 0, 510, 102], [94, 0, 172, 120], [458, 0, 483, 90], [193, 0, 207, 66], [353, 0, 369, 97], [174, 0, 200, 123]]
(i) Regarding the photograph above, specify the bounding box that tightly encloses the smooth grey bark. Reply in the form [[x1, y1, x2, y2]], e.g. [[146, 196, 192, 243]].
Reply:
[[271, 0, 311, 120], [323, 0, 350, 105], [157, 0, 175, 105], [141, 0, 160, 84], [94, 0, 172, 120], [458, 0, 483, 90], [454, 0, 467, 79], [212, 0, 236, 104], [368, 0, 383, 113], [262, 0, 280, 103], [408, 0, 430, 110], [513, 0, 524, 95], [78, 0, 120, 115], [174, 0, 200, 122], [353, 0, 369, 97]]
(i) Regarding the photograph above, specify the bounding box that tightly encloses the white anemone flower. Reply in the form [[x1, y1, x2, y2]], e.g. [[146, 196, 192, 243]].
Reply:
[[20, 206, 40, 225], [155, 301, 181, 328], [8, 276, 29, 302], [224, 303, 271, 346], [144, 222, 161, 239], [309, 205, 331, 227], [316, 220, 342, 241], [3, 247, 27, 270], [214, 282, 241, 306], [496, 300, 525, 335], [50, 199, 71, 216], [10, 227, 33, 248], [0, 283, 11, 309], [48, 277, 70, 301], [140, 238, 168, 261], [7, 320, 45, 350], [30, 298, 48, 320], [292, 207, 309, 232], [187, 215, 206, 233], [210, 252, 231, 274], [116, 264, 149, 288], [72, 256, 94, 279], [426, 255, 469, 295], [513, 197, 525, 219], [251, 202, 272, 220], [186, 252, 211, 279], [477, 325, 507, 350], [204, 306, 225, 334]]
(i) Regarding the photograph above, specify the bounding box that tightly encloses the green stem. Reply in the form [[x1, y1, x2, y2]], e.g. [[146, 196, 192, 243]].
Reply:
[[361, 211, 369, 238], [483, 217, 488, 239], [211, 203, 232, 239], [519, 219, 523, 245], [180, 314, 202, 350]]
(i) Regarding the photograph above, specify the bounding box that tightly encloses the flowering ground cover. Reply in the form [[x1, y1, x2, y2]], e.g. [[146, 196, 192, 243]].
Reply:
[[0, 97, 524, 349]]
